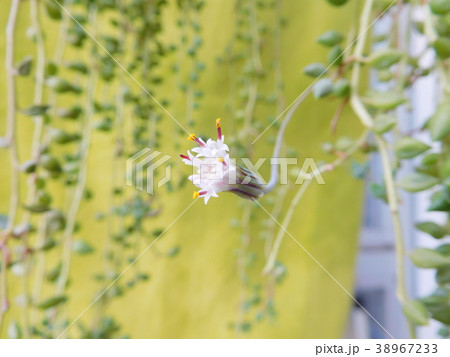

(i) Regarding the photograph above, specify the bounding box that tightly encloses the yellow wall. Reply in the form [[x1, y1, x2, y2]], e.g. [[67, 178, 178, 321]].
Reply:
[[0, 0, 364, 338]]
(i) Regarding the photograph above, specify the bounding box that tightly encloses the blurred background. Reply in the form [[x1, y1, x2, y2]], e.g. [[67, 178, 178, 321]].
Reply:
[[0, 0, 448, 339]]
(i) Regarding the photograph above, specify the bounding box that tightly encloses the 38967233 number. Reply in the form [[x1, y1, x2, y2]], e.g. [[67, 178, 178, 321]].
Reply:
[[375, 344, 438, 354]]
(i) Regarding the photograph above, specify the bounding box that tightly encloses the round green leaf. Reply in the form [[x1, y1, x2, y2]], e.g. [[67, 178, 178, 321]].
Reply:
[[45, 0, 62, 20], [373, 114, 397, 134], [398, 173, 439, 192], [22, 104, 50, 117], [15, 56, 33, 76], [436, 266, 450, 284], [317, 30, 344, 47], [328, 46, 343, 66], [72, 240, 95, 254], [332, 78, 351, 97], [368, 49, 403, 69], [362, 90, 406, 110], [430, 0, 450, 15], [40, 154, 62, 173], [313, 78, 333, 99], [21, 160, 37, 174], [303, 63, 327, 78], [410, 248, 450, 268], [37, 295, 67, 309], [46, 76, 81, 94], [402, 300, 429, 326], [415, 221, 447, 239], [326, 0, 349, 6], [433, 37, 450, 59], [428, 190, 450, 211], [394, 137, 431, 159], [377, 69, 394, 82], [429, 103, 450, 141]]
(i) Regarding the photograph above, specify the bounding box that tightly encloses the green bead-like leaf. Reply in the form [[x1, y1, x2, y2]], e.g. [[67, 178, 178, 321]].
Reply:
[[436, 266, 450, 284], [303, 63, 327, 78], [47, 210, 66, 232], [394, 137, 431, 159], [433, 37, 450, 59], [416, 221, 447, 239], [24, 204, 50, 213], [22, 104, 50, 117], [37, 295, 67, 309], [332, 78, 351, 97], [350, 160, 369, 179], [362, 90, 407, 110], [66, 61, 89, 74], [39, 238, 57, 251], [37, 191, 52, 206], [50, 129, 80, 145], [422, 153, 440, 166], [313, 78, 333, 99], [46, 76, 81, 94], [15, 56, 33, 76], [430, 0, 450, 15], [46, 264, 62, 282], [377, 69, 394, 82], [21, 160, 37, 174], [45, 62, 58, 76], [410, 248, 450, 268], [328, 46, 343, 66], [94, 117, 113, 132], [402, 300, 429, 326], [167, 246, 181, 257], [429, 103, 450, 141], [436, 244, 450, 256], [368, 49, 403, 69], [421, 288, 450, 324], [369, 182, 387, 202], [45, 0, 62, 20], [40, 154, 62, 173], [428, 190, 450, 211], [57, 105, 83, 120], [317, 30, 344, 47], [398, 173, 439, 192], [326, 0, 349, 6], [373, 114, 397, 134], [72, 240, 94, 254]]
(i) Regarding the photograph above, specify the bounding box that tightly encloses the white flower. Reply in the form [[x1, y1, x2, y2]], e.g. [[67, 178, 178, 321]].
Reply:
[[180, 118, 265, 204]]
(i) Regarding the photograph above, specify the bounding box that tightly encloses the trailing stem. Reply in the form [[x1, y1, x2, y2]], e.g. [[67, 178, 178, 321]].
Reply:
[[350, 0, 416, 338], [55, 5, 99, 335], [0, 0, 21, 331]]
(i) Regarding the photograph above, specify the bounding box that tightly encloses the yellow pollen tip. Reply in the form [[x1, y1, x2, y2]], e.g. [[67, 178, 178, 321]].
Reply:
[[218, 158, 225, 163], [216, 118, 221, 127], [193, 191, 200, 199], [188, 134, 197, 141]]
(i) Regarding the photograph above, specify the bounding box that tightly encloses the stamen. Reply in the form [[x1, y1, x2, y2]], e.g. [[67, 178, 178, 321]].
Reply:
[[218, 157, 227, 166], [193, 190, 207, 199], [216, 118, 222, 139], [180, 154, 190, 160], [188, 133, 205, 147]]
